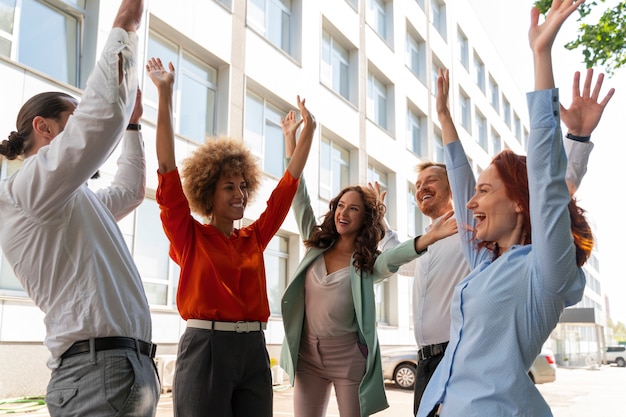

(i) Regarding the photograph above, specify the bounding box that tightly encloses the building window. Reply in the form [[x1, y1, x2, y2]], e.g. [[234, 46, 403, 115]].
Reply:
[[244, 92, 286, 178], [458, 28, 469, 70], [129, 199, 176, 307], [503, 97, 512, 127], [0, 159, 25, 292], [433, 130, 444, 163], [407, 107, 427, 157], [145, 32, 217, 145], [345, 0, 358, 9], [431, 55, 445, 97], [5, 0, 86, 86], [248, 0, 293, 55], [320, 136, 350, 201], [514, 112, 522, 141], [375, 279, 389, 324], [473, 54, 485, 93], [407, 183, 424, 238], [430, 0, 447, 40], [490, 129, 502, 155], [459, 91, 471, 131], [489, 76, 500, 112], [367, 71, 390, 130], [321, 30, 351, 101], [368, 165, 391, 323], [367, 165, 388, 205], [265, 235, 289, 316], [369, 0, 390, 42], [476, 112, 488, 151], [406, 29, 426, 83]]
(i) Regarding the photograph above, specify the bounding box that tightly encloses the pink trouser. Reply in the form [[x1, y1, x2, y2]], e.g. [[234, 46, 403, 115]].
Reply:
[[294, 332, 367, 417]]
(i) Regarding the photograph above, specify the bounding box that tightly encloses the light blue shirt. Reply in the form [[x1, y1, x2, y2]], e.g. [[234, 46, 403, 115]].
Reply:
[[417, 89, 586, 417]]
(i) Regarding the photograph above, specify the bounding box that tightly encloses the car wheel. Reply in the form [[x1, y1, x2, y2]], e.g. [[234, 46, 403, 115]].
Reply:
[[393, 363, 416, 390], [528, 371, 536, 384], [617, 357, 625, 367]]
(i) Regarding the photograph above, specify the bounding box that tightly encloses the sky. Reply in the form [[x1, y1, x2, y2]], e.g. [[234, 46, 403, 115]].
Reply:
[[468, 0, 626, 325]]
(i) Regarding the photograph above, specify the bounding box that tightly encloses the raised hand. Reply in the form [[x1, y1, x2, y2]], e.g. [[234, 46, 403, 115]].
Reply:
[[429, 210, 457, 241], [561, 68, 615, 137], [529, 0, 584, 90], [281, 110, 302, 142], [367, 181, 387, 205], [435, 67, 451, 118], [146, 57, 175, 91]]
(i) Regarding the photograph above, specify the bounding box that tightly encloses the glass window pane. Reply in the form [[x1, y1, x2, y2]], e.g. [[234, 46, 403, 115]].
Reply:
[[180, 74, 215, 143], [182, 52, 217, 84], [264, 122, 284, 177], [143, 282, 168, 306], [134, 200, 170, 282], [0, 0, 16, 34], [264, 235, 288, 316], [0, 254, 21, 291], [19, 0, 78, 85], [244, 94, 264, 155], [248, 0, 265, 30], [0, 37, 10, 57], [145, 35, 178, 121]]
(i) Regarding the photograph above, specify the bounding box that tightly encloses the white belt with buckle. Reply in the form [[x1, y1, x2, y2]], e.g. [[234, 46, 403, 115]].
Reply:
[[187, 319, 267, 333]]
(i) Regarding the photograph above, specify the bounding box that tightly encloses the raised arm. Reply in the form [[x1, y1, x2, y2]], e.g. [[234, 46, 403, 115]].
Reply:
[[147, 57, 177, 174], [436, 68, 461, 147], [113, 0, 144, 32], [562, 68, 615, 194], [285, 95, 316, 179], [528, 0, 583, 90]]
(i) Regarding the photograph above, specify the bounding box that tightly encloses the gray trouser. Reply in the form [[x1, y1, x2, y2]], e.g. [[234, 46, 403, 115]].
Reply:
[[173, 327, 272, 417], [46, 348, 160, 417]]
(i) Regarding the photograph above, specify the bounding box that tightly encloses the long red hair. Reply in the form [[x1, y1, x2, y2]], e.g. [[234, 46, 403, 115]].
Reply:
[[481, 150, 592, 267]]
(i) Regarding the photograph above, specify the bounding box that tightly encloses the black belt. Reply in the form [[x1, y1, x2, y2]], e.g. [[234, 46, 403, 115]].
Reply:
[[418, 342, 449, 361], [61, 337, 157, 359]]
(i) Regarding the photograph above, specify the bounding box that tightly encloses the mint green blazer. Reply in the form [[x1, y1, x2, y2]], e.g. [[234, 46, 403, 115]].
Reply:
[[280, 177, 422, 416]]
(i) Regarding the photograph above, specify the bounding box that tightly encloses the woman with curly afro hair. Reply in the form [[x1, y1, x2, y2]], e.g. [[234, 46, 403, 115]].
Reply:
[[279, 115, 458, 417], [147, 57, 315, 417]]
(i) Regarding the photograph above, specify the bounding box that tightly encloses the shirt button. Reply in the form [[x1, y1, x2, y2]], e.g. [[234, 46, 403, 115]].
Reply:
[[553, 111, 558, 116]]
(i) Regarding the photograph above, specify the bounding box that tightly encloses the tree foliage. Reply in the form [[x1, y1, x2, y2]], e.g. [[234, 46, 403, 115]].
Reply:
[[607, 318, 626, 343], [535, 0, 626, 75]]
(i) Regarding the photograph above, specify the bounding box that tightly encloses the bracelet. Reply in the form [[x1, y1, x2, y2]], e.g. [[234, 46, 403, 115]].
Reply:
[[565, 132, 590, 142], [126, 123, 141, 131]]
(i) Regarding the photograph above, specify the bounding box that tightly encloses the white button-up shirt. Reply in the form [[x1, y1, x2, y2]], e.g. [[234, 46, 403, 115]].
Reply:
[[0, 28, 151, 368]]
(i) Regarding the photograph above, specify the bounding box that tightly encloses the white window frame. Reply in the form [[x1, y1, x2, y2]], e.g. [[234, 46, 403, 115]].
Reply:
[[407, 107, 427, 157], [145, 32, 219, 145], [320, 136, 351, 201], [244, 91, 287, 178], [248, 0, 294, 55], [367, 71, 390, 130], [476, 112, 488, 150], [406, 29, 426, 83], [321, 30, 351, 101]]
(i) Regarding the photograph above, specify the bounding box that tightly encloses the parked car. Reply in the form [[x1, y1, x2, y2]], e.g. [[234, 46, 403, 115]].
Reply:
[[603, 346, 626, 367], [381, 347, 418, 390], [528, 349, 556, 384], [381, 346, 556, 389]]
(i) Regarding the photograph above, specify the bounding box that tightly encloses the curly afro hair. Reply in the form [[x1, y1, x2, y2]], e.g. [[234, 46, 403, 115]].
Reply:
[[180, 137, 262, 218]]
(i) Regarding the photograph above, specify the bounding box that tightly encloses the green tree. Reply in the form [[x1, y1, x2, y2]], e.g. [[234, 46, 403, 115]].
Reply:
[[535, 0, 626, 75]]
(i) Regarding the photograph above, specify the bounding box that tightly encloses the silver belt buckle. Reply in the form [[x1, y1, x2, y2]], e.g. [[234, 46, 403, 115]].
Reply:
[[235, 321, 250, 333]]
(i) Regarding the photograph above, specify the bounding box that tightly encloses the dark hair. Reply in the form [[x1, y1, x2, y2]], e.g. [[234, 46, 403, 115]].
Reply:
[[304, 185, 386, 274], [478, 149, 592, 266], [0, 92, 75, 160]]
